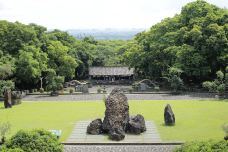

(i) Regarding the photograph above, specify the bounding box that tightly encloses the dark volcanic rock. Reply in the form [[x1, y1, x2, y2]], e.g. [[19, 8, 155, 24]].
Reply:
[[109, 127, 125, 141], [164, 104, 175, 125], [127, 114, 146, 134], [86, 88, 147, 141], [87, 119, 103, 135], [102, 88, 129, 140]]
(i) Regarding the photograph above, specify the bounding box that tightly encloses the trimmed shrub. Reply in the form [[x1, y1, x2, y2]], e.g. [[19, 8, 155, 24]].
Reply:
[[174, 140, 228, 152], [0, 146, 23, 152], [5, 129, 63, 152], [69, 89, 74, 94], [39, 88, 44, 93]]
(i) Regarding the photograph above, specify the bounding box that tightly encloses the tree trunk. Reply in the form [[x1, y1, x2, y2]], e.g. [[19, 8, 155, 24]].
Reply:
[[4, 90, 12, 108]]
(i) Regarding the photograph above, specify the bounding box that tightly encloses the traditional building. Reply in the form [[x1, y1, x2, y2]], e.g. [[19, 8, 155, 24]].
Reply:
[[89, 66, 134, 84]]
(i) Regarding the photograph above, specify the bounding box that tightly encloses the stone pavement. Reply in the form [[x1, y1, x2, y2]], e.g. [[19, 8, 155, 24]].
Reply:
[[63, 145, 180, 152], [23, 93, 214, 101], [66, 121, 161, 143]]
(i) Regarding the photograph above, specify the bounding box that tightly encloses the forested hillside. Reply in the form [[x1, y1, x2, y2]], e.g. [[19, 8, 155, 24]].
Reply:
[[122, 0, 228, 85]]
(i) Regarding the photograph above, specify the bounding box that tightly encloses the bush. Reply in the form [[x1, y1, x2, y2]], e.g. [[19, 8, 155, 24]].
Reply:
[[0, 146, 23, 152], [5, 129, 63, 152], [11, 92, 22, 105], [69, 88, 74, 94], [203, 81, 217, 92], [39, 88, 44, 93], [174, 140, 228, 152], [97, 88, 101, 93], [128, 88, 133, 93], [202, 69, 227, 95], [154, 86, 160, 91]]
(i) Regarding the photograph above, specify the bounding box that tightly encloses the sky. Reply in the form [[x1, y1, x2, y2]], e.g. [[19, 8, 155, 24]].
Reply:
[[0, 0, 227, 30]]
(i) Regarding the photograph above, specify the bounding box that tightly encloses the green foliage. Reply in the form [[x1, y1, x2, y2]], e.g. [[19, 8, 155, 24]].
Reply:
[[69, 88, 74, 94], [174, 140, 228, 152], [5, 129, 63, 152], [39, 88, 44, 93], [0, 146, 23, 152], [0, 122, 11, 141], [164, 67, 184, 92], [0, 80, 14, 96], [47, 41, 77, 79], [16, 46, 47, 85], [203, 81, 217, 92], [46, 70, 64, 92], [123, 0, 228, 84], [203, 69, 227, 94]]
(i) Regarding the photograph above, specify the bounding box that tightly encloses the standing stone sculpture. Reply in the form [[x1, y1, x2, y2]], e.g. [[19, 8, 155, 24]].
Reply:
[[4, 89, 12, 108], [164, 104, 175, 125], [102, 88, 129, 140], [87, 88, 146, 141]]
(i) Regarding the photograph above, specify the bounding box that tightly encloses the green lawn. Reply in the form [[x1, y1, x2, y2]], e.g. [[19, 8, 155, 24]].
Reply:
[[0, 100, 228, 142]]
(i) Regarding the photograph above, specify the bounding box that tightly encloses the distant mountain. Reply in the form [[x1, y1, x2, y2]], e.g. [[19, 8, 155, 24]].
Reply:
[[67, 28, 145, 40]]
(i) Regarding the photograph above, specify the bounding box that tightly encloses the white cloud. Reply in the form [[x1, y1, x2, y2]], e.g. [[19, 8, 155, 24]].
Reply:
[[0, 0, 227, 30]]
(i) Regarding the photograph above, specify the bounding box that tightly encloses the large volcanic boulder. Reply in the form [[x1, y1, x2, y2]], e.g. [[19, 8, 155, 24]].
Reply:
[[126, 114, 146, 134], [102, 88, 129, 141], [87, 119, 103, 135], [164, 104, 175, 125]]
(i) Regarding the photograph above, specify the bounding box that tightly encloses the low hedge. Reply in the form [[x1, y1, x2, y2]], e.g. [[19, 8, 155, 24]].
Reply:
[[0, 146, 23, 152], [174, 140, 228, 152], [1, 129, 63, 152]]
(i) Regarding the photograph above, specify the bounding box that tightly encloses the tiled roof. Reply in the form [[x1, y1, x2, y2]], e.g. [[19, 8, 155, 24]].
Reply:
[[89, 67, 134, 76]]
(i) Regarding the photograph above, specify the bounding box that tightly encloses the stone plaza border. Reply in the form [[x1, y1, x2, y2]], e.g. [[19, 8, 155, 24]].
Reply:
[[63, 144, 183, 152]]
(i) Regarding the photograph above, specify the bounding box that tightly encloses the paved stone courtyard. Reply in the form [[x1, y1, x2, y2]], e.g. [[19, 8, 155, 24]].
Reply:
[[67, 121, 161, 143], [23, 93, 214, 101]]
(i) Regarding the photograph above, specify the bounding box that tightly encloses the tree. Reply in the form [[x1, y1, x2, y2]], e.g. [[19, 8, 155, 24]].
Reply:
[[123, 0, 228, 85], [46, 69, 64, 95], [47, 41, 77, 79], [0, 53, 15, 96], [15, 46, 47, 89]]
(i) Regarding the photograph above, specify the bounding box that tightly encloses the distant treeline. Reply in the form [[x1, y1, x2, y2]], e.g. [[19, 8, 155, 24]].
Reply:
[[68, 29, 143, 40]]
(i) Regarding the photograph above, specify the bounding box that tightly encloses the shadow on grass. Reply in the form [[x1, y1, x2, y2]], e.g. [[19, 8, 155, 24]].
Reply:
[[160, 123, 176, 127]]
